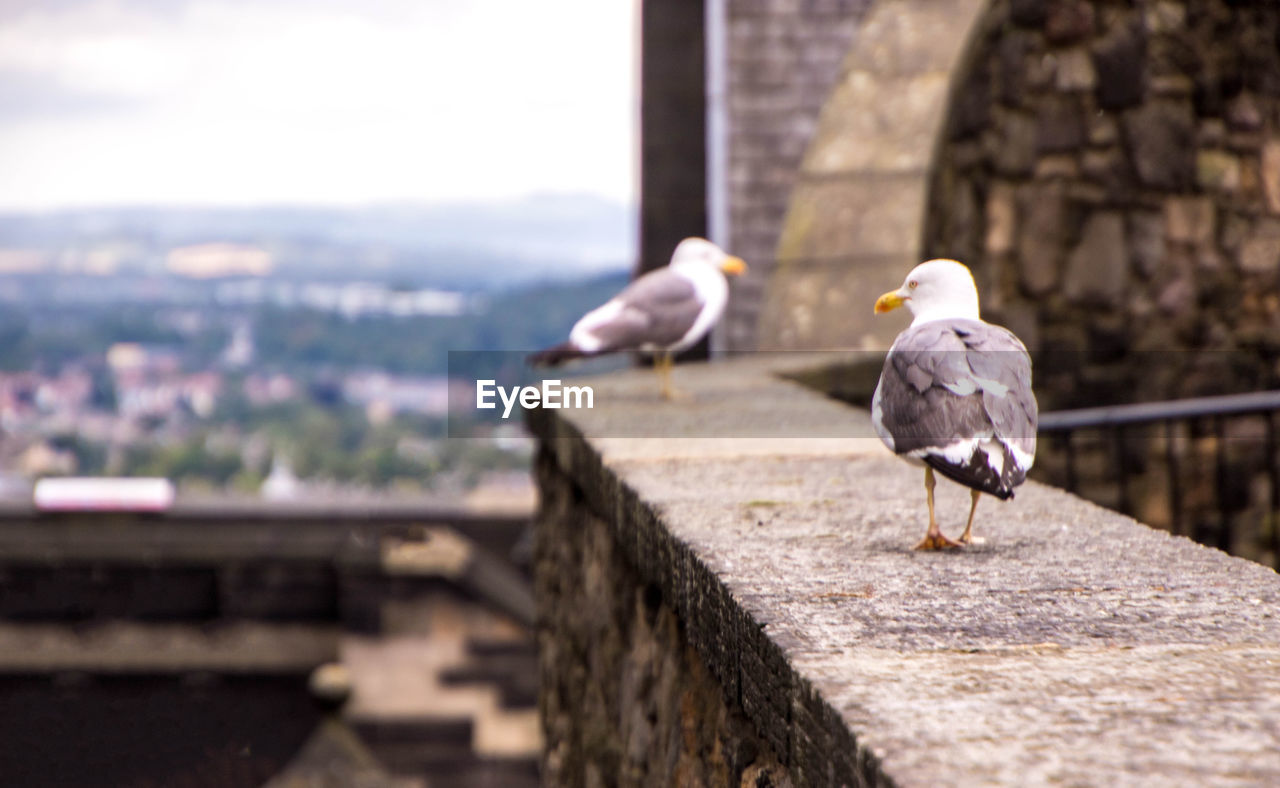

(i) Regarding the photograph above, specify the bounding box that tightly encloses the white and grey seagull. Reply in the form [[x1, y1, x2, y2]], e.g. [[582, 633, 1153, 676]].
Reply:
[[528, 237, 746, 399], [871, 259, 1038, 549]]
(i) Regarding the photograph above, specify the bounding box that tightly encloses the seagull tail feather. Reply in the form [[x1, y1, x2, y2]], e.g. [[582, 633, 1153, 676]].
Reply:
[[527, 342, 589, 367]]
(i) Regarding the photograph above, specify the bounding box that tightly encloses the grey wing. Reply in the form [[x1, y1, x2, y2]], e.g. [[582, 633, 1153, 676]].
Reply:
[[591, 268, 703, 351], [877, 320, 1037, 497], [958, 321, 1038, 460], [878, 325, 993, 454]]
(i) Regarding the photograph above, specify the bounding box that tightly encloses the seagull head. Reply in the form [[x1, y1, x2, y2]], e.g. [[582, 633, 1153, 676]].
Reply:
[[670, 237, 747, 277], [874, 258, 980, 325]]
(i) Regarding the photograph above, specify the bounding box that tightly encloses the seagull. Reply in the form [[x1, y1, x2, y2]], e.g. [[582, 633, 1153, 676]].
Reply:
[[871, 259, 1038, 549], [527, 237, 747, 399]]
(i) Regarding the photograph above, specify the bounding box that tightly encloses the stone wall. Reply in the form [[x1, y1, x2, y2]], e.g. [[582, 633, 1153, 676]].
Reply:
[[526, 354, 1280, 786], [925, 0, 1280, 407], [533, 446, 791, 787], [920, 0, 1280, 566], [720, 0, 867, 351]]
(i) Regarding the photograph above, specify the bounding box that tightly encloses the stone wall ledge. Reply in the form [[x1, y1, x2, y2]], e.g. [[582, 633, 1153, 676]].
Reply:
[[527, 354, 1280, 787]]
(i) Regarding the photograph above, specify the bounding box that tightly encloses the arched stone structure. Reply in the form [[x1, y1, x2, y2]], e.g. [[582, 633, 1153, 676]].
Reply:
[[926, 0, 1280, 410], [759, 0, 989, 351], [762, 0, 1280, 408]]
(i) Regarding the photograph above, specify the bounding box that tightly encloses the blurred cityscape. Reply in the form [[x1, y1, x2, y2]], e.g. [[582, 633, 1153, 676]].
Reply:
[[0, 197, 632, 506]]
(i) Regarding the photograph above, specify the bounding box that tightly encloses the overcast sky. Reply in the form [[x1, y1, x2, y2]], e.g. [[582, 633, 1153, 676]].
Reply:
[[0, 0, 637, 211]]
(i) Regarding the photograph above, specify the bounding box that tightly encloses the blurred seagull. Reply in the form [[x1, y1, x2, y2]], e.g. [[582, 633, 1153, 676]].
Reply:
[[871, 259, 1038, 549], [527, 237, 747, 399]]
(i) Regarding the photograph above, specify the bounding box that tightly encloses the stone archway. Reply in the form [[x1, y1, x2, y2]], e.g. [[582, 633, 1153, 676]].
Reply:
[[762, 0, 1280, 407], [758, 0, 989, 351], [925, 0, 1280, 410]]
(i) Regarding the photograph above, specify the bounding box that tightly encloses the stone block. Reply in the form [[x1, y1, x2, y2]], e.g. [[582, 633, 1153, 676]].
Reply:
[[1082, 148, 1126, 188], [1055, 47, 1097, 91], [1009, 0, 1046, 27], [1128, 211, 1166, 279], [1088, 114, 1119, 146], [1045, 0, 1095, 43], [1037, 96, 1087, 153], [1035, 154, 1081, 179], [1145, 1, 1186, 34], [997, 30, 1032, 106], [992, 110, 1038, 176], [1093, 21, 1146, 110], [1150, 74, 1194, 97], [1261, 140, 1280, 213], [1240, 235, 1280, 275], [1156, 276, 1195, 315], [1064, 212, 1129, 307], [985, 181, 1017, 256], [1227, 92, 1264, 131], [1199, 119, 1227, 147], [1016, 183, 1072, 296], [1123, 101, 1195, 189], [1164, 196, 1215, 245], [1197, 150, 1242, 192]]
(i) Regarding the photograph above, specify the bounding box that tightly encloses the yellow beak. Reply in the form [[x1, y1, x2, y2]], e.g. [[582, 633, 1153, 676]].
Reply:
[[720, 256, 747, 276], [874, 289, 906, 314]]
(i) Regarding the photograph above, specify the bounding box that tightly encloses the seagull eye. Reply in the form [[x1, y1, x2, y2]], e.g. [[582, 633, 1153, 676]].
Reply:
[[908, 280, 918, 289]]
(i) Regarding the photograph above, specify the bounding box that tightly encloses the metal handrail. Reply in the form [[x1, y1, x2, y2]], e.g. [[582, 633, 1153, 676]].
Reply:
[[1039, 390, 1280, 431], [1036, 389, 1280, 567]]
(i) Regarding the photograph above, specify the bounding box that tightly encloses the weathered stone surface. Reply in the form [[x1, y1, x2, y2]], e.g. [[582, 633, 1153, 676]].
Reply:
[[529, 355, 1280, 788], [1196, 149, 1241, 192], [1008, 0, 1045, 28], [1092, 21, 1146, 109], [802, 71, 949, 174], [984, 181, 1017, 255], [1144, 1, 1185, 34], [1063, 211, 1128, 306], [1150, 73, 1194, 97], [1034, 154, 1079, 179], [1239, 223, 1280, 276], [1081, 147, 1125, 188], [777, 176, 925, 261], [760, 0, 987, 352], [1124, 101, 1196, 189], [1157, 275, 1195, 314], [1087, 113, 1118, 146], [535, 450, 792, 788], [1016, 183, 1070, 296], [1036, 95, 1086, 153], [1054, 47, 1096, 92], [1164, 196, 1215, 245], [1227, 91, 1264, 131], [1262, 140, 1280, 214], [1128, 211, 1166, 279], [992, 110, 1037, 175], [1044, 0, 1094, 43], [997, 30, 1031, 106]]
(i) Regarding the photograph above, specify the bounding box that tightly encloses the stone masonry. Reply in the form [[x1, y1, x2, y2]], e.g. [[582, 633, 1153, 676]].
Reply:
[[926, 0, 1280, 407], [527, 355, 1280, 786], [758, 0, 990, 351], [533, 446, 792, 787], [922, 0, 1280, 566], [720, 0, 868, 352]]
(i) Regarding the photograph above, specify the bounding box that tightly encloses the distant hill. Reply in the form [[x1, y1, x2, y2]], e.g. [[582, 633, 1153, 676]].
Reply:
[[0, 195, 635, 290]]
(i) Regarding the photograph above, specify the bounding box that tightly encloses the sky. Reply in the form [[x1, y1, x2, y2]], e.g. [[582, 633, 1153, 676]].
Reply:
[[0, 0, 637, 211]]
